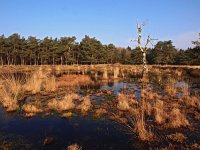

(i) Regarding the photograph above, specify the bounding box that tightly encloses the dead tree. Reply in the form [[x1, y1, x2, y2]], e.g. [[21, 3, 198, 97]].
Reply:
[[136, 21, 157, 71]]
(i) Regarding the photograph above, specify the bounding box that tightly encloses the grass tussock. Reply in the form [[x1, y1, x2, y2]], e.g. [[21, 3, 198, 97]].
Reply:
[[184, 96, 200, 110], [167, 108, 189, 128], [117, 93, 130, 111], [144, 101, 152, 116], [76, 96, 92, 113], [43, 76, 57, 92], [67, 144, 82, 150], [24, 70, 46, 94], [62, 112, 73, 118], [47, 98, 75, 112], [0, 74, 24, 111], [95, 108, 107, 117], [22, 104, 42, 114], [134, 112, 153, 141], [154, 100, 166, 124], [164, 78, 177, 96], [174, 69, 183, 76], [57, 74, 93, 87], [167, 133, 187, 143], [24, 69, 57, 94], [47, 93, 79, 112]]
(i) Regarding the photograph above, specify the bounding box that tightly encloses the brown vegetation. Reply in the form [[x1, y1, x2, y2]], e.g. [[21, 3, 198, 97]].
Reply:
[[67, 143, 82, 150], [117, 93, 131, 111], [154, 100, 166, 124], [134, 113, 154, 141], [167, 133, 187, 143], [76, 96, 92, 113], [43, 76, 57, 92], [24, 69, 57, 93], [47, 94, 79, 112], [22, 103, 43, 117], [95, 108, 107, 117], [164, 78, 177, 96], [0, 73, 24, 111], [57, 74, 93, 87], [0, 65, 199, 148], [166, 108, 189, 128]]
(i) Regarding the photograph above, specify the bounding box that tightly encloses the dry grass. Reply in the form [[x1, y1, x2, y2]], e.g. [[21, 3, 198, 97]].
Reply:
[[95, 108, 107, 117], [181, 83, 190, 99], [174, 69, 183, 76], [76, 96, 92, 112], [24, 70, 46, 94], [0, 73, 24, 111], [117, 93, 130, 111], [124, 100, 153, 141], [57, 74, 93, 87], [102, 68, 108, 79], [134, 111, 153, 141], [144, 101, 152, 116], [113, 66, 120, 79], [22, 104, 42, 114], [164, 78, 177, 96], [67, 143, 82, 150], [55, 65, 61, 76], [47, 93, 79, 112], [24, 69, 57, 93], [184, 96, 200, 110], [167, 108, 189, 128], [62, 112, 73, 118], [167, 133, 187, 143], [154, 100, 166, 124], [151, 68, 161, 75], [43, 76, 57, 92]]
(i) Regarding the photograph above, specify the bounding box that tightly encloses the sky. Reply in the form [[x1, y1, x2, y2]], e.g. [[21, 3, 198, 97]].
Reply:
[[0, 0, 199, 49]]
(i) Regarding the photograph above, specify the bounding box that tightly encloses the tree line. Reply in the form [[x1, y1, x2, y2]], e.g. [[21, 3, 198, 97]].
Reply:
[[0, 33, 199, 65]]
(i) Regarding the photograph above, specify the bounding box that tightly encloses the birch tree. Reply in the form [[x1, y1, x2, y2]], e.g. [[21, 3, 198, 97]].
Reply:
[[136, 21, 157, 71]]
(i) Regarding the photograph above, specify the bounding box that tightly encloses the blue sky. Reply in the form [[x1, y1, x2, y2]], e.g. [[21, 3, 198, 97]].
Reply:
[[0, 0, 199, 49]]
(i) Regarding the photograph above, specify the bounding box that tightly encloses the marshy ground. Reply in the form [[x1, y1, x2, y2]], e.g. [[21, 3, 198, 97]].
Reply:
[[0, 64, 200, 150]]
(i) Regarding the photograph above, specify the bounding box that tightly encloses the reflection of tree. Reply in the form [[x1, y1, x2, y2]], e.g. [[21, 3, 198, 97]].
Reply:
[[136, 67, 153, 140]]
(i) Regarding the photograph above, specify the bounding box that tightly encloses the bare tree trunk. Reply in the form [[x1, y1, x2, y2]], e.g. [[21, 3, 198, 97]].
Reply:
[[41, 58, 43, 65], [34, 58, 37, 65], [137, 22, 147, 71], [30, 56, 32, 65], [60, 56, 63, 65], [0, 56, 3, 65], [11, 57, 14, 65], [7, 55, 9, 65]]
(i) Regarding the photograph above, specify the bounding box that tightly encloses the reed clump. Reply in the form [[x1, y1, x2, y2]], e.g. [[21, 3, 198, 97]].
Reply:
[[24, 69, 47, 94], [164, 78, 177, 97], [43, 76, 57, 92], [184, 96, 200, 110], [95, 108, 107, 117], [22, 103, 43, 117], [0, 73, 24, 112], [134, 110, 154, 141], [76, 96, 92, 113], [117, 94, 154, 141], [154, 100, 166, 124], [117, 93, 132, 111], [47, 93, 80, 112], [24, 69, 57, 94], [167, 133, 187, 143], [57, 74, 93, 87], [166, 108, 189, 128], [67, 144, 82, 150]]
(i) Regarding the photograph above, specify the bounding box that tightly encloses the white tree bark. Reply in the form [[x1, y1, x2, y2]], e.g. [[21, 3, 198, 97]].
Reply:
[[136, 22, 156, 71]]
